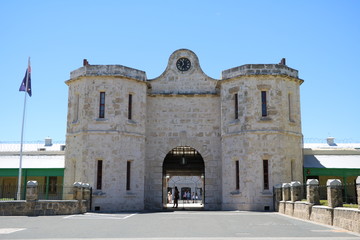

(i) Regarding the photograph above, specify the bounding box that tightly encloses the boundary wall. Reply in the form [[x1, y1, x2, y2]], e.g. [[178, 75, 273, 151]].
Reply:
[[0, 181, 90, 216], [275, 178, 360, 234]]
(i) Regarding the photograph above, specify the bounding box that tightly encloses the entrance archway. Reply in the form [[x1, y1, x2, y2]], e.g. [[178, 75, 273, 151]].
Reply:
[[162, 146, 205, 209]]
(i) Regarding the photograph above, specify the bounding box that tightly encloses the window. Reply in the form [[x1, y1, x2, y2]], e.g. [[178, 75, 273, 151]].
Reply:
[[288, 93, 293, 121], [99, 92, 105, 118], [263, 160, 269, 190], [128, 94, 132, 120], [235, 160, 240, 190], [96, 160, 103, 190], [48, 176, 57, 194], [261, 91, 267, 117], [126, 161, 131, 190], [73, 94, 79, 122], [234, 93, 239, 120], [44, 176, 57, 194]]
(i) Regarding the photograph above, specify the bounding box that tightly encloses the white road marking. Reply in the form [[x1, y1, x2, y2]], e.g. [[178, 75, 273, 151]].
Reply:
[[0, 228, 26, 234], [64, 212, 138, 220]]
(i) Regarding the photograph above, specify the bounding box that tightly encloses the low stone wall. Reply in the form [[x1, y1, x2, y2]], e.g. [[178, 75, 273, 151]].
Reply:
[[293, 201, 311, 220], [284, 201, 294, 216], [309, 205, 333, 226], [279, 201, 286, 214], [0, 200, 87, 216], [333, 208, 360, 234], [276, 178, 360, 234]]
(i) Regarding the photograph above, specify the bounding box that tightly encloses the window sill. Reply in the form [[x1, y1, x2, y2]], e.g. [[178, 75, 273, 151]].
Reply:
[[127, 119, 137, 125], [261, 190, 272, 195], [228, 119, 241, 126], [125, 192, 136, 198], [96, 118, 108, 122], [92, 190, 106, 196], [230, 190, 241, 195], [260, 117, 272, 121], [289, 120, 296, 125]]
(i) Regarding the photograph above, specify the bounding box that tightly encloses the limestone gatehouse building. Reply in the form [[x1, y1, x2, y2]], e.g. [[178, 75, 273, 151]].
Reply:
[[64, 49, 304, 212]]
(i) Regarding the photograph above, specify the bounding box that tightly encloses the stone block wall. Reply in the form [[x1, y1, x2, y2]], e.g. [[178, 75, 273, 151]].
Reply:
[[333, 208, 360, 233], [0, 181, 89, 216], [145, 95, 221, 210], [0, 200, 86, 216], [275, 178, 360, 234]]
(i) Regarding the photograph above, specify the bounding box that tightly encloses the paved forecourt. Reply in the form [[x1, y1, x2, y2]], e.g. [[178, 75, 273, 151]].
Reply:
[[0, 211, 359, 240]]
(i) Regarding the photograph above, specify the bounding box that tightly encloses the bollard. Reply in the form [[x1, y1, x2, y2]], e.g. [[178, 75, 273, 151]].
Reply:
[[282, 183, 291, 201], [26, 181, 38, 201], [327, 179, 343, 208], [306, 179, 320, 205], [290, 181, 302, 202]]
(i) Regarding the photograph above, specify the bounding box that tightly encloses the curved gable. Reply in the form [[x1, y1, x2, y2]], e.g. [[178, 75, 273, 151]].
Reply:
[[148, 49, 218, 94]]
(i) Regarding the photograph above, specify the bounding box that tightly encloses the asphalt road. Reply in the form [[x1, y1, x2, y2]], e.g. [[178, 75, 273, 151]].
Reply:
[[0, 211, 359, 240]]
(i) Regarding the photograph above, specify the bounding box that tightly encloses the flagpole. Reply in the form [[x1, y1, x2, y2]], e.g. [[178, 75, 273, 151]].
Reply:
[[17, 57, 30, 200]]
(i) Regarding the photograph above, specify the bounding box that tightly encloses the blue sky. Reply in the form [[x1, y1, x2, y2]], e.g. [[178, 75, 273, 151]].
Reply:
[[1, 0, 359, 143]]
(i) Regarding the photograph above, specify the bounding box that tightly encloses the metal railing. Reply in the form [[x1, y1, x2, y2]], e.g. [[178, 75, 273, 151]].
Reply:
[[0, 185, 73, 201]]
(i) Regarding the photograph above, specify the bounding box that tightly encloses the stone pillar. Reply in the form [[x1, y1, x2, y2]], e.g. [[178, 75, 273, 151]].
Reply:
[[290, 181, 302, 202], [82, 183, 91, 211], [282, 183, 291, 201], [274, 184, 282, 212], [73, 182, 83, 201], [26, 181, 38, 201], [306, 179, 320, 205], [356, 176, 360, 210], [327, 179, 343, 208]]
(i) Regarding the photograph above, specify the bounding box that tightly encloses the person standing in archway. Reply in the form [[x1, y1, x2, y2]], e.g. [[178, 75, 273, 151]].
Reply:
[[173, 186, 179, 208]]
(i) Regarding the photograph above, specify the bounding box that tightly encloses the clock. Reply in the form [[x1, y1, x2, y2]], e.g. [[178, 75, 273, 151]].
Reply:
[[176, 58, 191, 71]]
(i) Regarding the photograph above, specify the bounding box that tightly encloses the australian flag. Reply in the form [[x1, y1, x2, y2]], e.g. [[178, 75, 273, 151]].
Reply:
[[19, 65, 32, 97]]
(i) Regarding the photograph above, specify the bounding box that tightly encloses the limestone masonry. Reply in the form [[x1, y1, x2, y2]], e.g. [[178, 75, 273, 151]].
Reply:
[[64, 49, 304, 212]]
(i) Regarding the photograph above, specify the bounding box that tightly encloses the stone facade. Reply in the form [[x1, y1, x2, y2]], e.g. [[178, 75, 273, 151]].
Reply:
[[64, 49, 304, 212]]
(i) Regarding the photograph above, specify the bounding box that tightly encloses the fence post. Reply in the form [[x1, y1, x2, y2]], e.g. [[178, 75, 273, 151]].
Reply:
[[73, 182, 83, 201], [274, 184, 282, 211], [26, 181, 38, 201], [356, 176, 360, 210], [282, 183, 291, 201], [82, 183, 91, 211], [327, 179, 343, 208], [306, 179, 320, 205], [290, 181, 302, 202]]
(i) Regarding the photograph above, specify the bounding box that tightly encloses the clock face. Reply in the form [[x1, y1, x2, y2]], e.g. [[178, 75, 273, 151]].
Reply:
[[176, 58, 191, 71]]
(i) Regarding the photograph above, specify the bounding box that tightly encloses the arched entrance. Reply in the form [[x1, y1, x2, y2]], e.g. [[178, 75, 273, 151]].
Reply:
[[162, 146, 205, 209]]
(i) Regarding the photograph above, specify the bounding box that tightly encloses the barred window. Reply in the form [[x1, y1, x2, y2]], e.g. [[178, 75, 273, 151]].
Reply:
[[97, 160, 103, 190], [234, 93, 239, 120], [128, 94, 132, 120], [126, 161, 131, 190], [235, 160, 240, 190], [99, 92, 105, 118], [263, 159, 269, 190], [261, 91, 267, 117]]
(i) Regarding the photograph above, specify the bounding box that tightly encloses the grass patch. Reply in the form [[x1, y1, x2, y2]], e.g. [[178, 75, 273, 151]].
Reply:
[[300, 200, 358, 208]]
